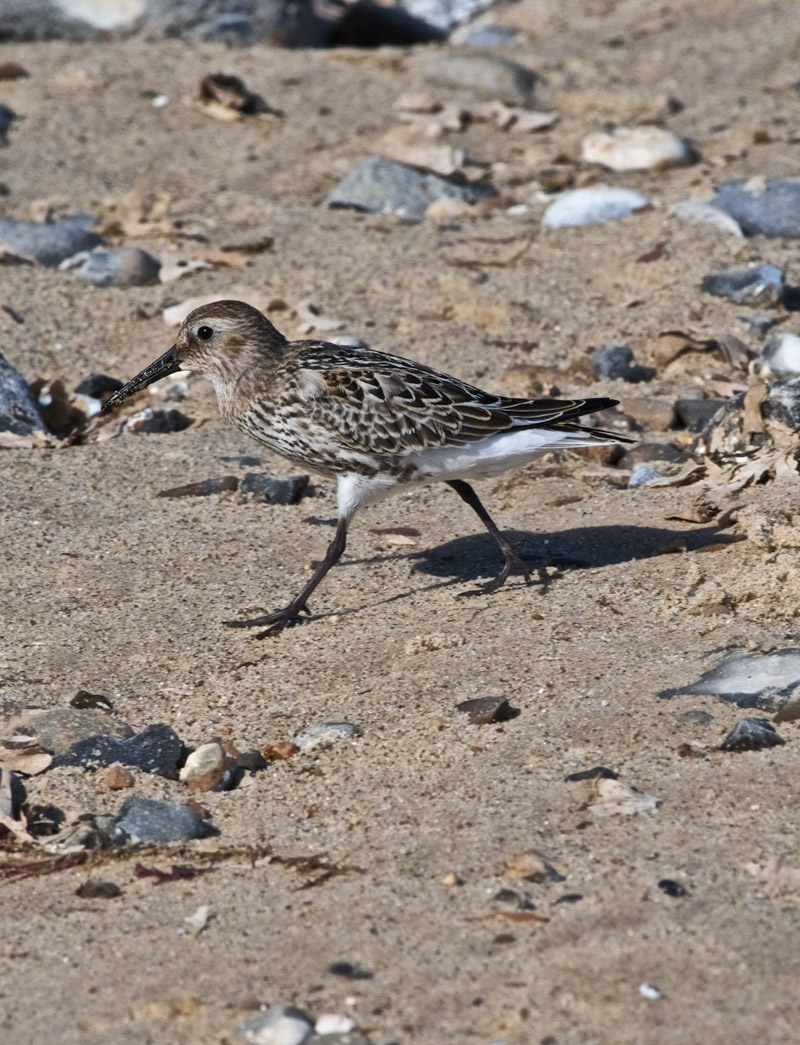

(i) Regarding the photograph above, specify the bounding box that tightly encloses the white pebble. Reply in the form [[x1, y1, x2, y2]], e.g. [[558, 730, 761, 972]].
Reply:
[[314, 1013, 358, 1034], [760, 332, 800, 379], [542, 185, 650, 228], [582, 125, 694, 171], [237, 1006, 313, 1045], [639, 982, 663, 1000], [671, 198, 743, 237]]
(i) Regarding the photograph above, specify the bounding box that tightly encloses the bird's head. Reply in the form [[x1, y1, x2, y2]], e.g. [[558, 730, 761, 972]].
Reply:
[[102, 300, 287, 413]]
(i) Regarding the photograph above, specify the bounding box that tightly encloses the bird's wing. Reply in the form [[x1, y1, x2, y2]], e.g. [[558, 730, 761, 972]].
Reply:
[[287, 345, 613, 456]]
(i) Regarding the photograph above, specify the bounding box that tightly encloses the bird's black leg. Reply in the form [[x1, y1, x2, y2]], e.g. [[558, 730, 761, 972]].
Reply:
[[446, 479, 531, 594], [223, 516, 349, 638]]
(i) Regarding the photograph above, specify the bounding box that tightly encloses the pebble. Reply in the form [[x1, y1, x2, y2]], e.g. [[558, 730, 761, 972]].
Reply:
[[542, 185, 650, 228], [179, 741, 233, 791], [423, 52, 537, 104], [658, 878, 688, 897], [104, 763, 135, 790], [76, 880, 122, 899], [59, 246, 161, 287], [504, 851, 565, 883], [671, 198, 744, 237], [125, 406, 193, 434], [113, 796, 212, 844], [591, 345, 653, 383], [759, 332, 800, 379], [237, 1005, 314, 1045], [639, 983, 663, 1000], [0, 214, 102, 266], [314, 1015, 358, 1035], [0, 103, 17, 142], [239, 472, 309, 505], [51, 722, 183, 776], [660, 649, 800, 711], [676, 709, 714, 727], [720, 717, 786, 753], [619, 398, 676, 431], [6, 707, 133, 756], [327, 960, 374, 980], [0, 349, 46, 441], [325, 155, 495, 218], [700, 263, 784, 306], [294, 722, 362, 752], [628, 465, 663, 488], [712, 178, 800, 238], [582, 125, 694, 171], [74, 373, 125, 400], [70, 690, 114, 712], [158, 475, 239, 498], [455, 695, 515, 724]]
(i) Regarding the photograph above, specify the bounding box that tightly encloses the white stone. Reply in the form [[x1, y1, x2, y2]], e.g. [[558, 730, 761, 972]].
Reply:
[[582, 125, 694, 172], [314, 1013, 358, 1034], [237, 1006, 313, 1045], [542, 185, 650, 228], [760, 332, 800, 378], [56, 0, 145, 30]]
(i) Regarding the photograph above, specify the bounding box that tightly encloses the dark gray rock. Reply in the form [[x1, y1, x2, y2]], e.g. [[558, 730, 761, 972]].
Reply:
[[113, 796, 212, 844], [326, 155, 495, 218], [591, 345, 653, 383], [424, 52, 537, 103], [701, 264, 784, 305], [720, 717, 786, 753], [239, 472, 309, 504], [0, 350, 45, 438], [74, 373, 124, 399], [0, 215, 102, 266], [712, 179, 800, 238], [674, 398, 727, 431], [9, 707, 133, 756], [60, 246, 161, 287], [51, 723, 182, 776], [330, 2, 444, 46], [0, 103, 17, 143], [456, 696, 517, 723]]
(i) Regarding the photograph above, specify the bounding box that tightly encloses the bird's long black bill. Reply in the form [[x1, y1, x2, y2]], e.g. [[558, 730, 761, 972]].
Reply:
[[101, 345, 182, 413]]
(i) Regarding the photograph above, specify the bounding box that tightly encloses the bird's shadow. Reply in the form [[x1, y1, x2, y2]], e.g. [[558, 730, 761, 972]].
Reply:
[[405, 523, 741, 584]]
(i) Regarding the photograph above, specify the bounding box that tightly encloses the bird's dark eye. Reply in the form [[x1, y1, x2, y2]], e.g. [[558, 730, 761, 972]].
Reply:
[[197, 325, 214, 341]]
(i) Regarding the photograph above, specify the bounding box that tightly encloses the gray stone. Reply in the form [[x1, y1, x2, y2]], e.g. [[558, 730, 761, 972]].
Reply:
[[239, 472, 309, 505], [114, 795, 212, 844], [712, 178, 800, 238], [0, 103, 17, 143], [0, 350, 45, 438], [628, 465, 663, 488], [676, 709, 715, 727], [542, 186, 650, 228], [0, 214, 103, 266], [294, 722, 362, 751], [326, 155, 495, 218], [461, 24, 519, 47], [59, 246, 161, 287], [739, 313, 777, 335], [591, 345, 653, 383], [424, 52, 537, 104], [7, 707, 133, 756], [660, 649, 800, 711], [720, 717, 786, 753], [51, 722, 182, 776], [701, 264, 784, 305], [0, 0, 319, 46]]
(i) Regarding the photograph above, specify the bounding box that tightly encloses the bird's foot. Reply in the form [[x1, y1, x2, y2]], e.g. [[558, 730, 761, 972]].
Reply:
[[223, 602, 311, 639], [459, 552, 532, 597]]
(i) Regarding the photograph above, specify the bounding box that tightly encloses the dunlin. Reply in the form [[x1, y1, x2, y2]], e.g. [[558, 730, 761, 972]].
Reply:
[[104, 300, 630, 636]]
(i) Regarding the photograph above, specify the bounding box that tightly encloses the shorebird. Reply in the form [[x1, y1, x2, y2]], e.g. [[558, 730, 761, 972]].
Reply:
[[104, 300, 630, 636]]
